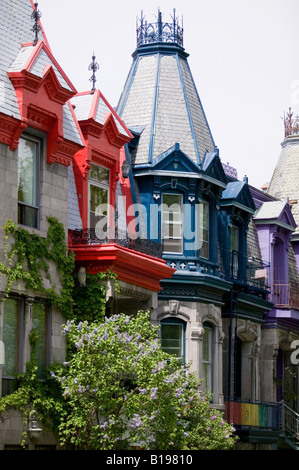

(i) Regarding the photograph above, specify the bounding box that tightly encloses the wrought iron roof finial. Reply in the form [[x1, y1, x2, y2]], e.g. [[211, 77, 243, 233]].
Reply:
[[283, 107, 299, 138], [31, 3, 42, 46], [88, 53, 99, 94], [136, 9, 184, 48]]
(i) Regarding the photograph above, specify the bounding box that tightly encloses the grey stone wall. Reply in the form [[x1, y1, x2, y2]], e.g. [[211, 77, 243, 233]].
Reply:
[[0, 135, 69, 446]]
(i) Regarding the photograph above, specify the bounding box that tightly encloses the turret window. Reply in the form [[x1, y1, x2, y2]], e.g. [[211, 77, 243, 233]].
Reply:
[[198, 201, 209, 259], [162, 194, 183, 254]]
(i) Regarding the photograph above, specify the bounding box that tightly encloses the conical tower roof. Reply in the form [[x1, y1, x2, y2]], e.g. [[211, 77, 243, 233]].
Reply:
[[116, 10, 215, 167], [268, 108, 299, 237]]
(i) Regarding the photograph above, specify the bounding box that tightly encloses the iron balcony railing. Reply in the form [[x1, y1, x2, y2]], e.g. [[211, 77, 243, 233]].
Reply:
[[225, 400, 299, 449], [268, 282, 299, 308], [69, 228, 163, 259], [229, 250, 270, 291], [281, 401, 299, 442]]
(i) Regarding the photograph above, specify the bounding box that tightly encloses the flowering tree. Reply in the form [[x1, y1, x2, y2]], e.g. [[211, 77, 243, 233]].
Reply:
[[52, 311, 237, 450]]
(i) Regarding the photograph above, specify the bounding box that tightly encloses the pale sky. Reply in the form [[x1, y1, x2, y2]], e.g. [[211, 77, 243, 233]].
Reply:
[[37, 0, 299, 190]]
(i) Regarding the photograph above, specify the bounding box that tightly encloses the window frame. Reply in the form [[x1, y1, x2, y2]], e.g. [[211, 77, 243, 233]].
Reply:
[[161, 193, 183, 254], [230, 224, 240, 279], [88, 163, 110, 237], [198, 200, 210, 259], [31, 301, 50, 379], [1, 297, 25, 395], [160, 317, 186, 364], [17, 134, 41, 229], [202, 322, 213, 394], [1, 297, 51, 396]]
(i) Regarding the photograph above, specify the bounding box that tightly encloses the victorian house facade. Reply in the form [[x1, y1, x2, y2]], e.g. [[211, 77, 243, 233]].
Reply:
[[0, 0, 298, 450]]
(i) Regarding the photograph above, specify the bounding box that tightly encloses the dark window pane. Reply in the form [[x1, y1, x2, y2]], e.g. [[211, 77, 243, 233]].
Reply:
[[32, 303, 46, 378], [18, 203, 38, 228], [2, 299, 19, 378]]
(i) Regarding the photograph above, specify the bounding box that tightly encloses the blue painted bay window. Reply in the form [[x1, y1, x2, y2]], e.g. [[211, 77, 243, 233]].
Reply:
[[161, 193, 183, 254]]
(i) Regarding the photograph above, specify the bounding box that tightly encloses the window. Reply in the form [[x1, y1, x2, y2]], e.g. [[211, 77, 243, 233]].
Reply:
[[2, 298, 24, 395], [89, 164, 109, 238], [18, 136, 40, 228], [160, 318, 185, 364], [1, 298, 49, 396], [198, 201, 209, 258], [162, 194, 183, 253], [32, 303, 47, 379], [230, 224, 239, 278], [202, 323, 213, 394]]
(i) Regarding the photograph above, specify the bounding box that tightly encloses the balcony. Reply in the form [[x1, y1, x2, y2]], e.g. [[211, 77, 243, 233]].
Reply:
[[268, 282, 299, 309], [68, 228, 174, 293], [229, 250, 270, 292], [69, 228, 162, 259], [225, 399, 281, 432], [225, 399, 299, 450]]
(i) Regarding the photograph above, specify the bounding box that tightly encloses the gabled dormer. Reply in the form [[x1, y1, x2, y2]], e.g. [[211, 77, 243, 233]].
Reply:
[[218, 180, 256, 283], [70, 90, 133, 229], [201, 149, 228, 188], [151, 143, 201, 174], [254, 199, 296, 298], [68, 88, 175, 294], [7, 40, 84, 165]]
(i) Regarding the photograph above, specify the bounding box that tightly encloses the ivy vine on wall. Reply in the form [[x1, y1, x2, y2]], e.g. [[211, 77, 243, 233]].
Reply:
[[0, 216, 75, 318], [0, 216, 117, 444]]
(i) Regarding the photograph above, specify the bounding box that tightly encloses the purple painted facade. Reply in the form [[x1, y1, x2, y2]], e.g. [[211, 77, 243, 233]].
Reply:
[[252, 191, 299, 331]]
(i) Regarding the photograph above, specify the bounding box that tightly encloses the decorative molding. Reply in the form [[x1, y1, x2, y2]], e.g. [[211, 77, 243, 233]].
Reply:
[[0, 113, 27, 150], [191, 327, 204, 340], [118, 286, 151, 301], [7, 58, 82, 166], [169, 299, 179, 315]]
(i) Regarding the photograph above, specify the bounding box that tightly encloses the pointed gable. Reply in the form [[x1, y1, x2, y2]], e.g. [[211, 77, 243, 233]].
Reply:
[[151, 143, 201, 175], [71, 90, 132, 145], [8, 41, 74, 95], [6, 39, 84, 165], [254, 199, 296, 231], [0, 0, 84, 164], [220, 180, 256, 214], [202, 149, 228, 187]]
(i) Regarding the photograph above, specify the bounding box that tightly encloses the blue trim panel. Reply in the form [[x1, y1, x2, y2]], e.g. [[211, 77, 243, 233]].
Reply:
[[148, 53, 161, 164]]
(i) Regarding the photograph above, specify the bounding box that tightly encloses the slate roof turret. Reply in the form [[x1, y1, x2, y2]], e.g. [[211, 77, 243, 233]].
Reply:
[[116, 10, 215, 167], [268, 108, 299, 237]]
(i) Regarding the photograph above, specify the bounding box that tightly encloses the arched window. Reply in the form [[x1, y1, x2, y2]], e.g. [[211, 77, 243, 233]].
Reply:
[[160, 318, 186, 364]]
